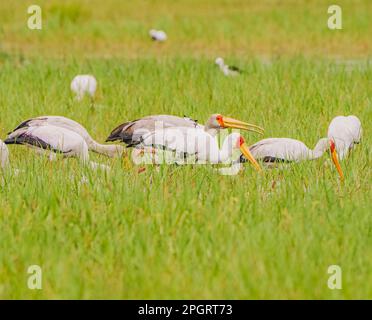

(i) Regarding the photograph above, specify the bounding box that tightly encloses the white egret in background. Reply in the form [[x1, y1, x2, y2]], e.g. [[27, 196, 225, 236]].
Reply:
[[70, 74, 97, 102], [4, 125, 109, 171], [328, 115, 362, 160], [8, 116, 125, 158], [149, 29, 167, 42], [215, 57, 242, 76], [106, 114, 264, 145]]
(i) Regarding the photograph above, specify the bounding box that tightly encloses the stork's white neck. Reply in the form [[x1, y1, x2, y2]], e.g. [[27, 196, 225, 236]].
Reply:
[[330, 137, 351, 160], [52, 122, 122, 158], [207, 134, 238, 164], [203, 127, 219, 137], [310, 138, 329, 159], [76, 144, 110, 171], [90, 141, 125, 158]]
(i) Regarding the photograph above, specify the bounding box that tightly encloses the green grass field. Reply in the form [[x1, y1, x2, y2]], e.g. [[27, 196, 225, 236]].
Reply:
[[0, 0, 371, 299]]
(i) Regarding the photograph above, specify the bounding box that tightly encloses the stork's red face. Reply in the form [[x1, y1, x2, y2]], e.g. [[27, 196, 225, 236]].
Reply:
[[329, 139, 344, 181], [237, 136, 245, 148], [216, 115, 224, 127], [237, 135, 261, 172], [215, 114, 264, 135], [329, 139, 336, 153]]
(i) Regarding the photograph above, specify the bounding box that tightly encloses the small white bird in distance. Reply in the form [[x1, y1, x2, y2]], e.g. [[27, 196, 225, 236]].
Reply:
[[215, 57, 242, 76], [70, 74, 97, 102], [149, 29, 167, 42]]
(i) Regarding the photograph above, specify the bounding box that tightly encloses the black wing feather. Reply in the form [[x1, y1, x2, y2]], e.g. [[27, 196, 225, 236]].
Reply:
[[105, 120, 138, 143], [4, 133, 71, 154]]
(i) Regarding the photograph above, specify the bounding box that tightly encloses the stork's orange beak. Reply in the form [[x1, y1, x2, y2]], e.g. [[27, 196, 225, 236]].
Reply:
[[218, 115, 264, 135], [239, 137, 262, 172], [330, 140, 344, 181]]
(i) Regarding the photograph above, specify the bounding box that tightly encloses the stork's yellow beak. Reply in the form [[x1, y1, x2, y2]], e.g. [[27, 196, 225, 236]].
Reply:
[[330, 140, 344, 181], [220, 116, 264, 135], [240, 142, 262, 172]]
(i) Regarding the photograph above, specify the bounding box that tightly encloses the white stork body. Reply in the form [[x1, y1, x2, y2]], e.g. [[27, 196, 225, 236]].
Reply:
[[5, 125, 89, 161], [136, 128, 261, 171], [149, 29, 167, 42], [328, 115, 362, 160], [70, 75, 97, 101], [106, 115, 201, 145], [243, 137, 344, 180], [107, 114, 263, 146], [8, 116, 124, 157], [4, 125, 109, 171], [248, 138, 330, 163], [140, 128, 228, 163]]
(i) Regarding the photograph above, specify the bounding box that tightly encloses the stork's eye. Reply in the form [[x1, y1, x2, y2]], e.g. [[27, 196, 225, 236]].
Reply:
[[215, 115, 225, 127], [238, 136, 245, 147], [329, 140, 336, 152]]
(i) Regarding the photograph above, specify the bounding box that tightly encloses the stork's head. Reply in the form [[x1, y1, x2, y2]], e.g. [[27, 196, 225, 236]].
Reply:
[[232, 134, 261, 172], [206, 114, 264, 135], [329, 139, 344, 181], [215, 57, 224, 66]]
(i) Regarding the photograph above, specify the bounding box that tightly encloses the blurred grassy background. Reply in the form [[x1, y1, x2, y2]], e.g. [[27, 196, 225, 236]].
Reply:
[[0, 0, 371, 58]]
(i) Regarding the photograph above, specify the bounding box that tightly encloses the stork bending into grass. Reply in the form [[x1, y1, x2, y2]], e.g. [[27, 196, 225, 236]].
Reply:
[[8, 116, 125, 158], [239, 115, 363, 180], [245, 138, 345, 180], [242, 137, 343, 178], [328, 115, 362, 160], [4, 125, 109, 171]]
